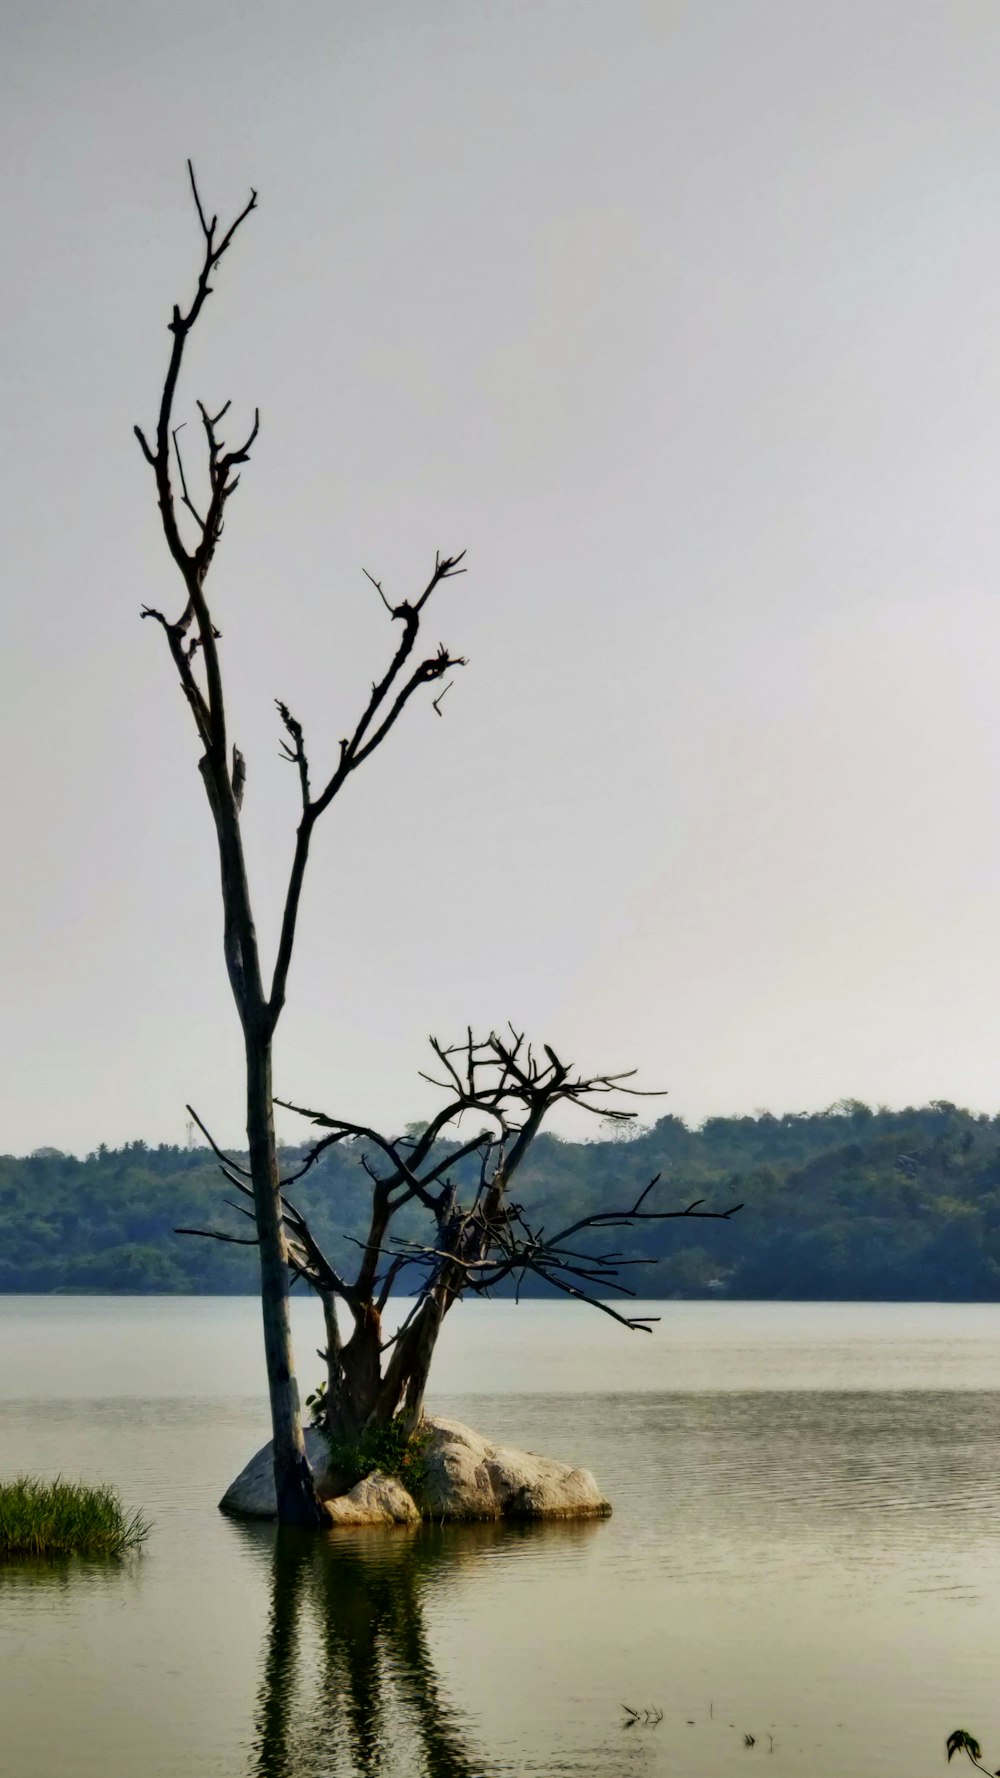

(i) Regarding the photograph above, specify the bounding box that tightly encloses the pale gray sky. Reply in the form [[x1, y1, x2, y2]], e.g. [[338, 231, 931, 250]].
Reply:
[[4, 0, 1000, 1154]]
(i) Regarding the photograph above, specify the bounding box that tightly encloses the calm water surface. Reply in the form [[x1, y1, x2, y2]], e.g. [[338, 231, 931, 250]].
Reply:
[[2, 1298, 1000, 1777]]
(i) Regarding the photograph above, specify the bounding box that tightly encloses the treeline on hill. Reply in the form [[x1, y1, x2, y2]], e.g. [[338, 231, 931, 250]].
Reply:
[[2, 1099, 999, 1298]]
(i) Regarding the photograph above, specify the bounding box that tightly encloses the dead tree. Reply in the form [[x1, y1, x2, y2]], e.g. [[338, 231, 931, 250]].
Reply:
[[135, 167, 466, 1525], [180, 1031, 741, 1445]]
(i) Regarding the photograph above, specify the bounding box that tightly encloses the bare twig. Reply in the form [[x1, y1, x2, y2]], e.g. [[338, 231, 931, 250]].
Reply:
[[185, 1103, 252, 1178]]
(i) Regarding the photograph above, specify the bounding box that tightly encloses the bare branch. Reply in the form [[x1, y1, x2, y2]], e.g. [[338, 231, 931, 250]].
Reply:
[[185, 1103, 252, 1178], [265, 552, 467, 1033], [311, 552, 468, 818], [187, 160, 211, 238], [134, 425, 156, 467], [176, 1225, 259, 1246], [134, 168, 256, 575], [375, 1255, 407, 1312], [275, 700, 310, 808], [135, 165, 258, 785], [172, 424, 206, 530], [362, 567, 394, 615], [275, 1098, 443, 1212]]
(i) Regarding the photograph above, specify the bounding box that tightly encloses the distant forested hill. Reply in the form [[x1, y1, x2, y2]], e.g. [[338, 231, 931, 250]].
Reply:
[[3, 1099, 1000, 1297]]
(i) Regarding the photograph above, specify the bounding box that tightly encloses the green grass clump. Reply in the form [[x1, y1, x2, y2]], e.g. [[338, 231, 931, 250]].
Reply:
[[0, 1476, 151, 1559], [324, 1422, 431, 1499]]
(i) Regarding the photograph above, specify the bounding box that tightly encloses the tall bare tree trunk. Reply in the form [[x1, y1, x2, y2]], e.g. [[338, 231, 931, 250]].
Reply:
[[246, 1031, 327, 1526], [138, 167, 465, 1526]]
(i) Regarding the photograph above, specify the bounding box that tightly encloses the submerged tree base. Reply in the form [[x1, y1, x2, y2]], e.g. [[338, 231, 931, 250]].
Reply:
[[0, 1476, 151, 1558], [220, 1417, 611, 1525]]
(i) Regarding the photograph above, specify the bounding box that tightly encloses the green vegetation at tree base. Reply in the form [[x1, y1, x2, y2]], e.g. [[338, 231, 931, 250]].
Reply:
[[6, 1097, 1000, 1299], [0, 1477, 151, 1558], [317, 1415, 431, 1498]]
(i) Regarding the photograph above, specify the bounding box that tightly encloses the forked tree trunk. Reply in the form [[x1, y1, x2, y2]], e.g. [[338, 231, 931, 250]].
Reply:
[[321, 1290, 450, 1445], [323, 1302, 384, 1439], [383, 1295, 446, 1434]]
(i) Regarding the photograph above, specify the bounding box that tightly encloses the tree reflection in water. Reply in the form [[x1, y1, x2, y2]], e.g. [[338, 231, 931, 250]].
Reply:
[[238, 1519, 595, 1778]]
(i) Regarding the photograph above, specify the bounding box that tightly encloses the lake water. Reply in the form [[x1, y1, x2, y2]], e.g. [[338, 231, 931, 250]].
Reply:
[[2, 1298, 1000, 1777]]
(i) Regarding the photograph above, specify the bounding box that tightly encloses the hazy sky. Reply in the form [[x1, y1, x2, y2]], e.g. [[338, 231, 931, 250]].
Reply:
[[5, 0, 1000, 1154]]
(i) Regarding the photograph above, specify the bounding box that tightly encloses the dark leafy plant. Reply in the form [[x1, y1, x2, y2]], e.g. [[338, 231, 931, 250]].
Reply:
[[947, 1730, 998, 1774], [321, 1421, 431, 1499], [304, 1379, 328, 1425]]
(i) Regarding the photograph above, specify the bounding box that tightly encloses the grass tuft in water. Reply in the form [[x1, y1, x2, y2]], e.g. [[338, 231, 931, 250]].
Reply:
[[0, 1476, 151, 1559]]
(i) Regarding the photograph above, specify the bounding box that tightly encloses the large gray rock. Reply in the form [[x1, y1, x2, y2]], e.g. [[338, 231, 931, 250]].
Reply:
[[419, 1417, 610, 1521], [220, 1426, 338, 1519], [326, 1472, 421, 1526], [219, 1416, 610, 1523]]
